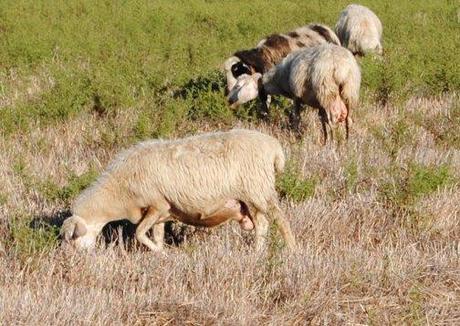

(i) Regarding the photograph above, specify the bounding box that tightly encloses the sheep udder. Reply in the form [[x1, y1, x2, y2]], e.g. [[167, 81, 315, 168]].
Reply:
[[329, 96, 348, 124], [224, 199, 254, 231]]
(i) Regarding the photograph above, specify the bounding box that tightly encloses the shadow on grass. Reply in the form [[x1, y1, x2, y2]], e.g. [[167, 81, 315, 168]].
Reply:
[[172, 70, 225, 100], [29, 210, 195, 250]]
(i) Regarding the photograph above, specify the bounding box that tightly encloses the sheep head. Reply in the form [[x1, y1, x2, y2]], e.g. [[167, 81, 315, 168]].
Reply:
[[61, 215, 99, 250], [223, 56, 241, 93], [227, 73, 262, 108]]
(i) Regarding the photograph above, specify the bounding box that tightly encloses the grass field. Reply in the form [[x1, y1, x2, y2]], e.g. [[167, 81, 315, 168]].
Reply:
[[1, 0, 459, 324]]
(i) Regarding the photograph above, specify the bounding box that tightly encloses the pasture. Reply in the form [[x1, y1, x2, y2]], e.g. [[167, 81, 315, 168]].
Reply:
[[0, 0, 459, 324]]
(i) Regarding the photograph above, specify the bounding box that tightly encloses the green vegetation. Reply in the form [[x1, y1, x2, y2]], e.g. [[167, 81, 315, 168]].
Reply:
[[1, 0, 459, 136], [38, 169, 98, 204], [8, 215, 60, 260], [379, 162, 454, 231], [344, 157, 359, 193], [277, 161, 317, 202], [380, 163, 453, 208]]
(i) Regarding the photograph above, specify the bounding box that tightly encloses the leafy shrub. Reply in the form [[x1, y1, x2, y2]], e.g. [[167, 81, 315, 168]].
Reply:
[[8, 215, 59, 260], [277, 162, 317, 202], [1, 0, 458, 136], [39, 169, 98, 204], [344, 158, 359, 194], [380, 163, 453, 207]]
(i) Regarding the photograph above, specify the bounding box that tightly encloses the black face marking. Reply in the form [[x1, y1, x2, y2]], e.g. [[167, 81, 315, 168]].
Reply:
[[231, 61, 252, 78], [296, 41, 306, 47], [234, 48, 266, 73], [310, 24, 339, 45], [288, 31, 299, 38]]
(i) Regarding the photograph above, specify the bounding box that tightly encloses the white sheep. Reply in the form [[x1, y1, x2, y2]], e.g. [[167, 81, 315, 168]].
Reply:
[[223, 23, 340, 116], [227, 44, 361, 144], [335, 4, 383, 56], [61, 129, 295, 252]]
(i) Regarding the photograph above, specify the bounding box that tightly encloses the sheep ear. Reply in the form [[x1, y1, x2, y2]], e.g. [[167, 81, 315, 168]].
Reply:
[[61, 219, 76, 241], [74, 221, 87, 238], [61, 217, 87, 241]]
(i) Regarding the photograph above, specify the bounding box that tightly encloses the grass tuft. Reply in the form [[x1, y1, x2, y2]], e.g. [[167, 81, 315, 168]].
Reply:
[[7, 215, 59, 261], [277, 161, 317, 202]]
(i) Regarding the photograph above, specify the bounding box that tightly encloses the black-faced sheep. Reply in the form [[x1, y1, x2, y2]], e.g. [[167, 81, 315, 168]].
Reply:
[[227, 44, 361, 144], [61, 129, 295, 252], [335, 4, 383, 56], [224, 23, 340, 116]]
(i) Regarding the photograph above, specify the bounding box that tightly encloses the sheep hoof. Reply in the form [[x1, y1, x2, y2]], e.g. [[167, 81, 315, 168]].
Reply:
[[259, 111, 269, 121], [156, 250, 167, 257]]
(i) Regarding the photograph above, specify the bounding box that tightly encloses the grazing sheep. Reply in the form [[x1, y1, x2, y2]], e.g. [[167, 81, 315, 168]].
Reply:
[[335, 4, 383, 56], [61, 129, 295, 252], [227, 44, 361, 144], [224, 23, 340, 116]]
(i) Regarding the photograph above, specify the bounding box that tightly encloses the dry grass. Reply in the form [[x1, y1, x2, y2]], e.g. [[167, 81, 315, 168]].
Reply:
[[1, 94, 459, 324]]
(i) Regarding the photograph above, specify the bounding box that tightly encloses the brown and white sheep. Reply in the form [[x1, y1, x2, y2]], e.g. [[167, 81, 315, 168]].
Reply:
[[61, 129, 295, 252], [224, 23, 340, 116], [335, 4, 383, 56], [227, 44, 361, 144]]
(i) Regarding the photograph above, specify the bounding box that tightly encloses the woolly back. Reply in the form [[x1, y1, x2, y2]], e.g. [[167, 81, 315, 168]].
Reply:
[[335, 4, 382, 55], [75, 129, 284, 214], [294, 24, 341, 47], [233, 24, 340, 77]]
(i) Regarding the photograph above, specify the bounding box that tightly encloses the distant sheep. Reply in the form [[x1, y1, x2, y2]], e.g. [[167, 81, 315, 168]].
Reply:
[[335, 4, 383, 56], [227, 44, 361, 144], [61, 129, 295, 252], [224, 23, 340, 115]]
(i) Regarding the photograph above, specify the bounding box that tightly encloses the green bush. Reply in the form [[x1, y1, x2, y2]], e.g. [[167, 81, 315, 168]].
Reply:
[[0, 0, 458, 135], [8, 215, 59, 260], [344, 158, 359, 194], [39, 169, 98, 204], [381, 163, 453, 207], [407, 164, 453, 201], [277, 162, 317, 202]]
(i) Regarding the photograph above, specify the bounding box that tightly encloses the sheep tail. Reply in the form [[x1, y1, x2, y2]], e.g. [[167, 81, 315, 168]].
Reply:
[[339, 71, 360, 115], [311, 57, 342, 124], [312, 48, 360, 124]]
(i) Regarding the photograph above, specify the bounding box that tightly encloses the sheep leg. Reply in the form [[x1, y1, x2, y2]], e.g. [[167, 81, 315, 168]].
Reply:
[[258, 88, 270, 120], [320, 107, 335, 145], [328, 121, 334, 143], [153, 223, 165, 249], [319, 108, 329, 145], [269, 202, 296, 250], [345, 116, 350, 140], [266, 95, 272, 110], [253, 211, 269, 251], [289, 99, 302, 133], [136, 206, 167, 252], [345, 109, 353, 141]]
